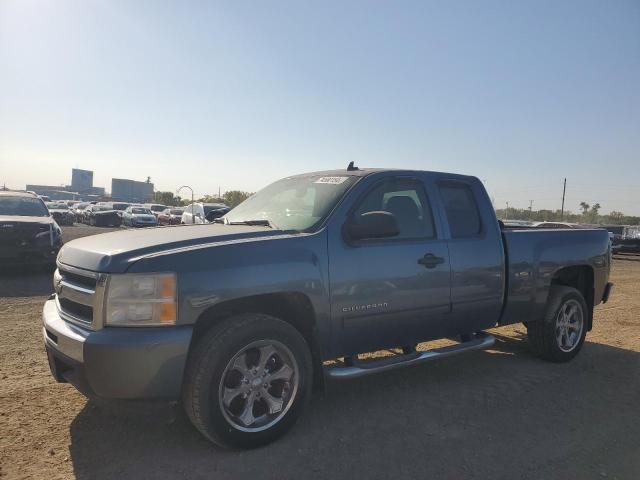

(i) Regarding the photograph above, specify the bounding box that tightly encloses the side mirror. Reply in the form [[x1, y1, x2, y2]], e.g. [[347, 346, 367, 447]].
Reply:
[[346, 211, 399, 241]]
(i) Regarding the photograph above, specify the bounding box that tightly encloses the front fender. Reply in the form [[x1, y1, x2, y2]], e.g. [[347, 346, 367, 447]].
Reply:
[[126, 231, 332, 348]]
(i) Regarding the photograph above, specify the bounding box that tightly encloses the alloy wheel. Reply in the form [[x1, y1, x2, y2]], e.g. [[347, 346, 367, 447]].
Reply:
[[218, 340, 298, 432]]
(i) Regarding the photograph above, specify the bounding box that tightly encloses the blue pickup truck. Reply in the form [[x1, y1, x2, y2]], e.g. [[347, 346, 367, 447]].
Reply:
[[43, 166, 613, 448]]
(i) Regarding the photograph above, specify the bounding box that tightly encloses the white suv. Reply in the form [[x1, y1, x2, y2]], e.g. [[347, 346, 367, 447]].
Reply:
[[181, 203, 229, 224]]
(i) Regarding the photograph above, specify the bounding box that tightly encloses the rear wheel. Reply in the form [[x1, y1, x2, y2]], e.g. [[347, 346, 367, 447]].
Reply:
[[526, 285, 588, 362], [182, 313, 312, 448]]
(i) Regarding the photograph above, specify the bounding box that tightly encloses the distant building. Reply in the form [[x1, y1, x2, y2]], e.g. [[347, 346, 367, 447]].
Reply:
[[111, 178, 154, 203], [71, 168, 93, 193], [25, 168, 106, 201], [78, 186, 105, 196], [25, 185, 77, 201]]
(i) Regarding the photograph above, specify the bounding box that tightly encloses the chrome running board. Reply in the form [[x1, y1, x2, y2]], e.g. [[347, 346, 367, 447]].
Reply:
[[326, 332, 495, 380]]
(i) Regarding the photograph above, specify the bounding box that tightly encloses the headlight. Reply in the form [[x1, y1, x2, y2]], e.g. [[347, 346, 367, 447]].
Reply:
[[105, 273, 177, 326]]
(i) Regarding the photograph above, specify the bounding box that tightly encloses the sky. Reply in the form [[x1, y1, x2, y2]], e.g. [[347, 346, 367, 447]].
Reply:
[[1, 0, 639, 214]]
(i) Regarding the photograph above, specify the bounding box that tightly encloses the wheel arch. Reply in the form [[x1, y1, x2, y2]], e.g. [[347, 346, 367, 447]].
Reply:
[[549, 265, 595, 330], [188, 292, 325, 392]]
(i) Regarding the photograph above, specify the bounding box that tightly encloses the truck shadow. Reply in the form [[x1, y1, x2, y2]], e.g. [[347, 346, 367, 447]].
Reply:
[[67, 334, 640, 480]]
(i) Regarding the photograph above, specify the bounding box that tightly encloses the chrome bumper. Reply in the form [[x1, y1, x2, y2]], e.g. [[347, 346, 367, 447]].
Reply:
[[42, 298, 88, 362]]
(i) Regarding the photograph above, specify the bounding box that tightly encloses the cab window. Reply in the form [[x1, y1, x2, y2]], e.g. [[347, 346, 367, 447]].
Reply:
[[438, 182, 482, 238], [353, 178, 435, 239]]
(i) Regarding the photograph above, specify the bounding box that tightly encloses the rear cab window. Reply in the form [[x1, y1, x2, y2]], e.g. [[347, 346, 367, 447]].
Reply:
[[437, 182, 482, 238]]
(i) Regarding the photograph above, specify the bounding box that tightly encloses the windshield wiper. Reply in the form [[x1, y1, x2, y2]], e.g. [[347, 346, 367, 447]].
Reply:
[[227, 219, 276, 228]]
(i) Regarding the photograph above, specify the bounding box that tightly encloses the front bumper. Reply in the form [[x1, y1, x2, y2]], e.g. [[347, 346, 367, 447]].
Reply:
[[131, 220, 157, 227], [42, 299, 193, 400], [94, 216, 121, 226]]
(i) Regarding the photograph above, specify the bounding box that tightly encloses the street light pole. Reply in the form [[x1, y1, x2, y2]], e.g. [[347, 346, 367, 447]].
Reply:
[[177, 185, 194, 224]]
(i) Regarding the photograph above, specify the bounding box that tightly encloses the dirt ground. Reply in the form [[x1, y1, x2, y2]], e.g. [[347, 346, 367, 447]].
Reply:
[[1, 225, 639, 479]]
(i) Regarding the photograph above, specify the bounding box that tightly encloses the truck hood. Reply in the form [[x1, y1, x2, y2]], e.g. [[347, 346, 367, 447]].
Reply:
[[58, 224, 282, 273], [0, 215, 54, 225]]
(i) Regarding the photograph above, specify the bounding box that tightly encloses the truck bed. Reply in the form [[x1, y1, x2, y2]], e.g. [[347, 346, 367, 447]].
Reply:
[[500, 227, 611, 326]]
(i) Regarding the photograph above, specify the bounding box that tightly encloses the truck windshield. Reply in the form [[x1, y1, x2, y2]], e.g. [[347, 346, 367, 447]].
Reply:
[[0, 196, 49, 217], [224, 174, 358, 231]]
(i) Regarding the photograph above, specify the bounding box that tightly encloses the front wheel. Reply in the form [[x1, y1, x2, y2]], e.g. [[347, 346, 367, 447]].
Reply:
[[182, 313, 312, 449], [526, 285, 588, 362]]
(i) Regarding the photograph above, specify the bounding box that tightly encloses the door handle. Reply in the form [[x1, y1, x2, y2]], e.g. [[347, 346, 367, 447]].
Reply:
[[418, 253, 444, 268]]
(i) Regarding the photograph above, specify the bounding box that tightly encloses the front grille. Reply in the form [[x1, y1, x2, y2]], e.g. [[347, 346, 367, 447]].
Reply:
[[62, 270, 97, 289], [0, 223, 50, 247], [55, 265, 103, 329], [58, 297, 94, 319]]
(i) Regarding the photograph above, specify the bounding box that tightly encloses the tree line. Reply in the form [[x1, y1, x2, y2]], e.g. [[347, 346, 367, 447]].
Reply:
[[153, 190, 253, 209], [496, 202, 639, 225]]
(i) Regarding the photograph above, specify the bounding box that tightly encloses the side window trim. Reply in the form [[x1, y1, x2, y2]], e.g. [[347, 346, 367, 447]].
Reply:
[[436, 180, 484, 239], [346, 175, 439, 243]]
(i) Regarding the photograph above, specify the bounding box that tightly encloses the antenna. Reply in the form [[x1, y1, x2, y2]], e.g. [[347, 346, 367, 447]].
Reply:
[[347, 161, 359, 171]]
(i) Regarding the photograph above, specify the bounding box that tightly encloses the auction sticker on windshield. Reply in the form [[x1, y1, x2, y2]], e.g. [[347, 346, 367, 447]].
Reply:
[[314, 176, 349, 184]]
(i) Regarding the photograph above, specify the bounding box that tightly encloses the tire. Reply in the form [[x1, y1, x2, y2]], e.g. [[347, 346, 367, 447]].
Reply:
[[526, 285, 588, 362], [182, 313, 313, 449]]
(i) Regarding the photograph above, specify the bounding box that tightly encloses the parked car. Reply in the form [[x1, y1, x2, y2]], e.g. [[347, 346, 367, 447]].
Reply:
[[181, 202, 230, 224], [532, 221, 579, 229], [103, 202, 131, 217], [85, 204, 122, 227], [72, 203, 90, 223], [45, 202, 75, 226], [1, 191, 62, 266], [144, 204, 168, 218], [501, 220, 534, 227], [158, 207, 185, 226], [43, 166, 612, 449], [122, 206, 158, 227], [610, 225, 640, 253]]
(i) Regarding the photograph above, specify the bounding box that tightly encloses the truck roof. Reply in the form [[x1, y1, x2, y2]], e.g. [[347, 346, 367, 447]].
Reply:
[[289, 167, 477, 181]]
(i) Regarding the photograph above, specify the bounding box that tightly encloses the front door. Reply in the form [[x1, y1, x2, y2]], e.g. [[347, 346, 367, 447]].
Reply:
[[328, 175, 451, 356]]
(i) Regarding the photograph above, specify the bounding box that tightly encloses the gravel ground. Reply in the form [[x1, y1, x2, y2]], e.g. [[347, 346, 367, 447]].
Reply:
[[1, 225, 639, 479]]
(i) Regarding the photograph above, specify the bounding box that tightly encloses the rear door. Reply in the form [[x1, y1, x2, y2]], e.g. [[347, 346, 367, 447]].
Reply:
[[327, 174, 452, 356], [431, 177, 505, 335]]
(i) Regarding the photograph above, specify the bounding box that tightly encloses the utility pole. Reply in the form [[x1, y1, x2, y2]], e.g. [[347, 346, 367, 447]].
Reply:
[[560, 178, 567, 220], [505, 201, 509, 221]]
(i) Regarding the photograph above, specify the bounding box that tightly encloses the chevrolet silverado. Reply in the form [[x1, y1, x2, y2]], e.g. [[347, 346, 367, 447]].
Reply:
[[43, 166, 613, 448]]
